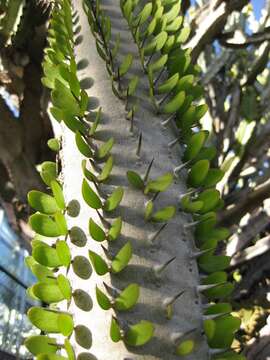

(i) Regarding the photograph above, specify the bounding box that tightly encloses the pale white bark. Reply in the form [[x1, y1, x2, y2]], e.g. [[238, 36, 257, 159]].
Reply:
[[58, 1, 209, 359]]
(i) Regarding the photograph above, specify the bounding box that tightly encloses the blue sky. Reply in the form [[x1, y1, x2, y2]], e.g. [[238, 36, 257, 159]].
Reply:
[[252, 0, 265, 19]]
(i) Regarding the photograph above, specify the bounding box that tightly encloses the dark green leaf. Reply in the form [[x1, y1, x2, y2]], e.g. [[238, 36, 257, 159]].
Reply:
[[72, 256, 92, 280], [82, 179, 102, 209], [188, 160, 210, 187], [126, 171, 144, 190], [96, 286, 111, 310], [88, 250, 109, 275], [74, 325, 92, 349], [89, 218, 106, 242], [75, 131, 93, 157], [110, 317, 121, 342]]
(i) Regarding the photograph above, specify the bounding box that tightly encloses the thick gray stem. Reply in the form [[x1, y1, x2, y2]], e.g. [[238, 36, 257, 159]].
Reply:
[[60, 1, 208, 359]]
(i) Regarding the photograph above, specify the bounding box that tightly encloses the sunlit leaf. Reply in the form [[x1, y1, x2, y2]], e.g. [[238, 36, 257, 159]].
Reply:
[[111, 242, 132, 273], [124, 321, 154, 346], [103, 187, 124, 212], [114, 283, 140, 311]]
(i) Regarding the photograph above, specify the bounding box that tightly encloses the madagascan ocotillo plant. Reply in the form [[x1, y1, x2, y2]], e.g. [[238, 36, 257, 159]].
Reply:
[[23, 0, 244, 359]]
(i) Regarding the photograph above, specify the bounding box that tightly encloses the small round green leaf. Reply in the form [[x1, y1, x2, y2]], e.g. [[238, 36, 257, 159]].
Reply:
[[72, 256, 92, 279], [67, 199, 80, 217], [73, 289, 93, 312], [75, 325, 92, 349], [47, 138, 60, 152], [176, 339, 195, 356], [69, 226, 87, 247]]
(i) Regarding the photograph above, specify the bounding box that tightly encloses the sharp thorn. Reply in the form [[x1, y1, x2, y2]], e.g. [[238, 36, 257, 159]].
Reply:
[[179, 188, 197, 201], [103, 281, 120, 298], [148, 223, 167, 244], [151, 191, 160, 202], [174, 161, 191, 176], [154, 257, 176, 275], [161, 113, 175, 127], [171, 328, 197, 344], [168, 136, 181, 148], [184, 220, 200, 229], [143, 157, 154, 182], [203, 311, 231, 321], [129, 108, 134, 132], [136, 132, 142, 157], [157, 93, 170, 108], [96, 209, 110, 229], [163, 290, 185, 307], [190, 247, 216, 259], [197, 282, 226, 293], [154, 67, 165, 87], [101, 244, 112, 259]]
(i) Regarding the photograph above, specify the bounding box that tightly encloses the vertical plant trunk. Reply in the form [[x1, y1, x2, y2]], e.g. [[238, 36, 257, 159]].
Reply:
[[26, 1, 241, 360], [59, 1, 208, 359]]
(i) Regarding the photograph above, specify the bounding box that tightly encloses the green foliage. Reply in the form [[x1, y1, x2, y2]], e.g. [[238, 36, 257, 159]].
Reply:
[[25, 0, 240, 357]]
